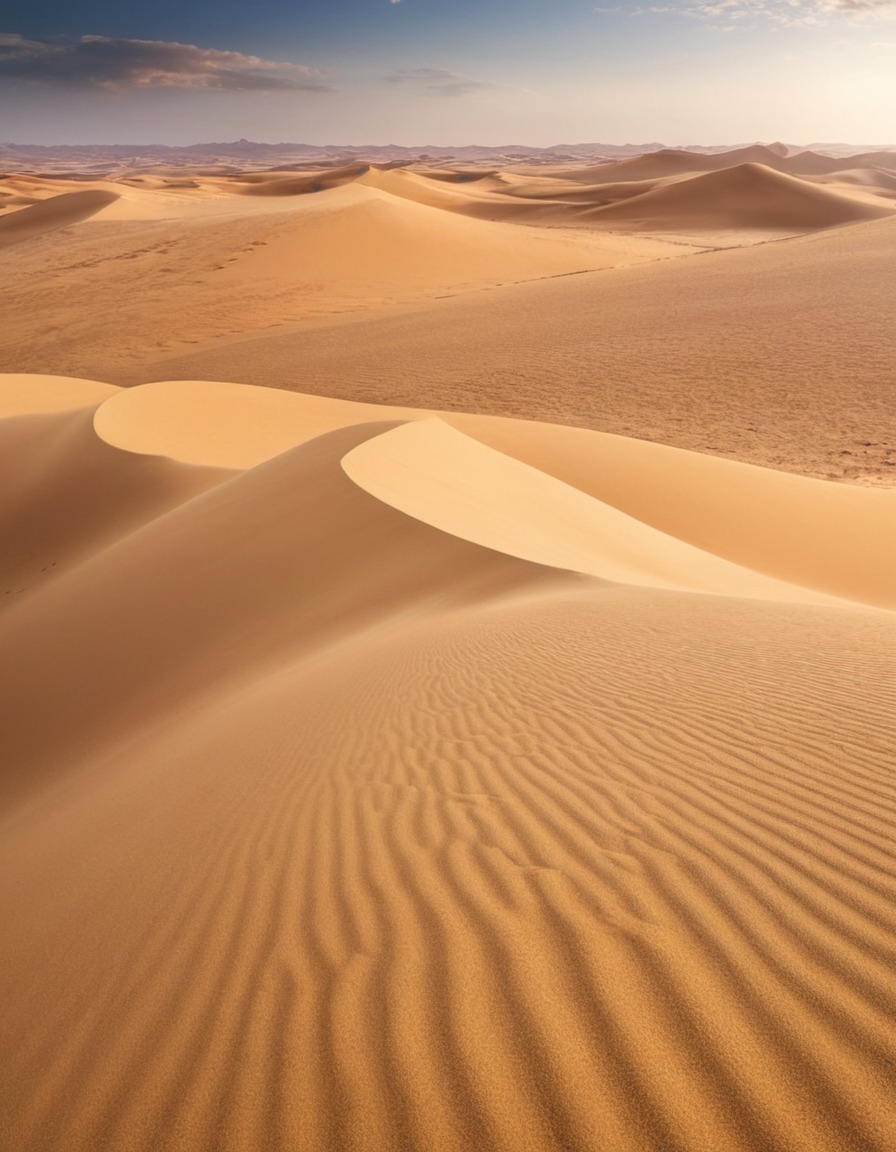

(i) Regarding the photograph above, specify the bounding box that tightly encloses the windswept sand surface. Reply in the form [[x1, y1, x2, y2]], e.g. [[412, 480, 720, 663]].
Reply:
[[1, 373, 894, 1152]]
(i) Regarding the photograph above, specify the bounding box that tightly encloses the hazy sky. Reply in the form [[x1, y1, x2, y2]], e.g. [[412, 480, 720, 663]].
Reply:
[[2, 0, 895, 146]]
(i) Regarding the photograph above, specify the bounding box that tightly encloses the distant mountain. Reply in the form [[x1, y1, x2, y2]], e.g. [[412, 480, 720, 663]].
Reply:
[[799, 142, 896, 158], [2, 139, 894, 174]]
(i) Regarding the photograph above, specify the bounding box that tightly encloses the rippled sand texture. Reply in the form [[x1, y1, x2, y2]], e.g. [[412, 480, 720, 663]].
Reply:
[[1, 375, 894, 1152]]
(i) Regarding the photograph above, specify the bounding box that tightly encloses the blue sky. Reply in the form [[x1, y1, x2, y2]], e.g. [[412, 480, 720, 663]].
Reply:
[[2, 0, 895, 145]]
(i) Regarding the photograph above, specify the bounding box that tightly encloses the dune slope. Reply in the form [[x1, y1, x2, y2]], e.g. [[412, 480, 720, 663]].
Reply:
[[0, 189, 119, 249], [139, 211, 896, 485], [585, 162, 894, 230], [90, 378, 896, 608], [0, 415, 571, 803], [0, 377, 894, 1152], [1, 176, 679, 381]]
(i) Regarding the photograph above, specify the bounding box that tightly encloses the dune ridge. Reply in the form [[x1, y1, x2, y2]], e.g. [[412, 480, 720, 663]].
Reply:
[[0, 189, 119, 249], [0, 374, 894, 1152], [89, 378, 896, 608], [583, 162, 893, 230], [340, 419, 854, 605]]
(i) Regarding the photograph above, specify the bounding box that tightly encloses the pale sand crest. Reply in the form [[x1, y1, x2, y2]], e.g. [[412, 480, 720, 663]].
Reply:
[[0, 374, 894, 1151]]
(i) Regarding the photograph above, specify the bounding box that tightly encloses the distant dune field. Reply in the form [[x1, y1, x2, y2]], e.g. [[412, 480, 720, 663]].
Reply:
[[2, 144, 894, 482], [1, 143, 895, 1152]]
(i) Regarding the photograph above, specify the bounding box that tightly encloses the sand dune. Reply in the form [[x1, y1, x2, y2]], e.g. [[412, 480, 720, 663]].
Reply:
[[206, 180, 612, 289], [500, 175, 663, 205], [2, 146, 895, 1151], [235, 162, 371, 196], [585, 162, 894, 230], [341, 418, 857, 604], [0, 412, 569, 802], [357, 166, 680, 226], [5, 149, 893, 395], [0, 188, 119, 248], [416, 168, 498, 184], [814, 166, 896, 197], [356, 165, 528, 218], [2, 172, 684, 381], [0, 374, 894, 1152], [129, 209, 896, 486], [573, 145, 785, 183], [0, 405, 229, 599], [785, 148, 896, 175], [581, 143, 896, 183], [89, 377, 895, 608]]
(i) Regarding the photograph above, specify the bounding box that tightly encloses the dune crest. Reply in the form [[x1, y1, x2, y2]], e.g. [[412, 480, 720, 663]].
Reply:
[[0, 189, 119, 249], [0, 373, 120, 416], [88, 377, 896, 609], [341, 418, 846, 604]]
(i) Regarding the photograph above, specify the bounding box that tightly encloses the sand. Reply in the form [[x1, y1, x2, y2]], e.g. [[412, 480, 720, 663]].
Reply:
[[1, 144, 895, 1151], [4, 153, 893, 482]]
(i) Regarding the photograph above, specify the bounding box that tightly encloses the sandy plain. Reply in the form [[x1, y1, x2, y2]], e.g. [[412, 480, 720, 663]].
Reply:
[[1, 143, 895, 1152]]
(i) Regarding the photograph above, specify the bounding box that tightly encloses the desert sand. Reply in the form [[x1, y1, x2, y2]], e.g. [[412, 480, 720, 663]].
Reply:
[[1, 144, 895, 1151], [3, 146, 895, 480]]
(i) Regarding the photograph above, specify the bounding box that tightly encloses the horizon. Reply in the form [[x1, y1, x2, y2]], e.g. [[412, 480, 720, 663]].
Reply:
[[4, 136, 896, 153], [3, 1, 896, 146]]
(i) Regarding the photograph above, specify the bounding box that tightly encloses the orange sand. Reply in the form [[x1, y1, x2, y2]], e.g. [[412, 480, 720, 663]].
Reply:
[[1, 145, 895, 1152]]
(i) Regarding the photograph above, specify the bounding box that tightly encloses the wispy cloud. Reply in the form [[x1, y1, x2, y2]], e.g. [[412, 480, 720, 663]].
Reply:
[[386, 67, 500, 96], [0, 33, 336, 91], [828, 0, 896, 12], [600, 0, 896, 24]]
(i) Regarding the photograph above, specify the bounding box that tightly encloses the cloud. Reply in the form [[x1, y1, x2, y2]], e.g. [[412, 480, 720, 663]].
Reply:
[[828, 0, 896, 10], [0, 33, 336, 92], [602, 0, 896, 23], [386, 67, 499, 96]]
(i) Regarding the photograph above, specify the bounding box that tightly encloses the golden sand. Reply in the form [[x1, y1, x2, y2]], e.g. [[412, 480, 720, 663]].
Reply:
[[1, 147, 894, 1151]]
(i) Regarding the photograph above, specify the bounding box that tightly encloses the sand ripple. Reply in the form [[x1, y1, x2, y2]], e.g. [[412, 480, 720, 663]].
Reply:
[[0, 379, 893, 1151]]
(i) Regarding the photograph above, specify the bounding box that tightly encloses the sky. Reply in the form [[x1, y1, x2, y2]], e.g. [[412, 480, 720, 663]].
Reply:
[[2, 0, 895, 146]]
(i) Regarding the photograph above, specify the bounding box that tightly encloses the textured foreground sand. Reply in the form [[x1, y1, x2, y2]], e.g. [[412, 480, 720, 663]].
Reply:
[[1, 374, 894, 1152]]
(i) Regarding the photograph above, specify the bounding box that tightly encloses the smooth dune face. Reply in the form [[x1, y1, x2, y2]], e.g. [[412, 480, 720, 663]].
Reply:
[[1, 374, 895, 1152], [0, 189, 120, 248], [583, 162, 894, 230], [90, 378, 896, 607], [2, 143, 896, 1152], [340, 419, 851, 604]]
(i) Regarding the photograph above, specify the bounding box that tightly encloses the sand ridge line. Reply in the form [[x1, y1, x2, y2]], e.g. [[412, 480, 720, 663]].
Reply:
[[340, 418, 851, 606], [83, 377, 896, 608]]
